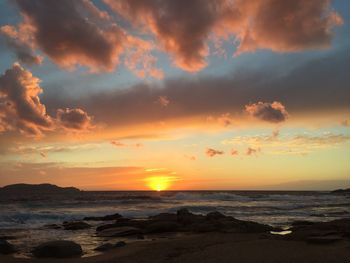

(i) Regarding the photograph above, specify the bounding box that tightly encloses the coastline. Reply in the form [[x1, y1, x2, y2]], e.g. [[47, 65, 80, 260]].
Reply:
[[1, 232, 349, 263]]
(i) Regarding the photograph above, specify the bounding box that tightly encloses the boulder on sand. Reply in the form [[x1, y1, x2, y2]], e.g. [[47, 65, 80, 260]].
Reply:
[[63, 221, 91, 230], [94, 241, 126, 252], [31, 240, 82, 258], [0, 239, 16, 254], [96, 226, 142, 237], [84, 213, 122, 221]]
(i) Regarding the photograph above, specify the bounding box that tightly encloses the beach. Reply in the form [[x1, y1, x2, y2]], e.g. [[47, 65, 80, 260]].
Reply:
[[1, 232, 350, 263], [1, 190, 349, 262]]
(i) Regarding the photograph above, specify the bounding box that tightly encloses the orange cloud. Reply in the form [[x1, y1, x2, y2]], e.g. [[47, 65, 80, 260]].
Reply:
[[104, 0, 342, 71], [206, 148, 224, 157], [0, 63, 53, 136], [0, 63, 93, 136]]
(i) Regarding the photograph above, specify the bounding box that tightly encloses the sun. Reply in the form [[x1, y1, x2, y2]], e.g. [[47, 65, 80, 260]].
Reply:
[[146, 176, 172, 191]]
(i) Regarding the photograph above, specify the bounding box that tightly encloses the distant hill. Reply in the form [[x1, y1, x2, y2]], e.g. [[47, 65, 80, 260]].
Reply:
[[0, 183, 80, 195]]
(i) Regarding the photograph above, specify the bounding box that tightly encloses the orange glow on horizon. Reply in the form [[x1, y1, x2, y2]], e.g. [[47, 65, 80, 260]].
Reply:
[[145, 175, 179, 191]]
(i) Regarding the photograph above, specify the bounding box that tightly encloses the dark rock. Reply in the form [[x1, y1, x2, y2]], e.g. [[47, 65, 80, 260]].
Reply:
[[206, 211, 226, 221], [289, 218, 350, 241], [144, 221, 179, 234], [149, 213, 177, 222], [177, 209, 205, 225], [31, 240, 82, 258], [114, 241, 126, 248], [97, 226, 142, 237], [137, 234, 145, 239], [94, 241, 126, 252], [291, 221, 315, 227], [0, 239, 16, 254], [44, 224, 62, 230], [94, 243, 114, 252], [84, 213, 122, 221], [63, 221, 91, 230], [177, 208, 191, 217], [306, 235, 343, 244]]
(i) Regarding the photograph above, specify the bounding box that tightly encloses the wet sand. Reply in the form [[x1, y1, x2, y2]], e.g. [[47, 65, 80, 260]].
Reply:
[[1, 232, 349, 263]]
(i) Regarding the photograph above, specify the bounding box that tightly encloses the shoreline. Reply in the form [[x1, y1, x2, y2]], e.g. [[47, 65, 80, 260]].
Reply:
[[1, 232, 349, 263]]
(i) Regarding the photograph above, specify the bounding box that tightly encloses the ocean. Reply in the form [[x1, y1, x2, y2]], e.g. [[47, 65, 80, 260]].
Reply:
[[0, 191, 349, 257]]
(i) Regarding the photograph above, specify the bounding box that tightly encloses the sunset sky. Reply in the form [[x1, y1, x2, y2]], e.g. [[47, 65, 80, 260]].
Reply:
[[0, 0, 349, 190]]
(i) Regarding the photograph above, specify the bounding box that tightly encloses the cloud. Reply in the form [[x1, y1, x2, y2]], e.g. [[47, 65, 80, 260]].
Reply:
[[185, 155, 197, 161], [104, 0, 342, 71], [156, 95, 170, 107], [206, 148, 224, 157], [245, 101, 288, 123], [246, 147, 261, 156], [13, 0, 126, 72], [0, 63, 93, 136], [0, 63, 53, 136], [110, 140, 143, 148], [42, 44, 350, 130], [231, 149, 239, 156], [0, 25, 43, 65], [56, 108, 93, 131], [341, 120, 349, 127], [217, 113, 233, 127], [223, 132, 350, 156]]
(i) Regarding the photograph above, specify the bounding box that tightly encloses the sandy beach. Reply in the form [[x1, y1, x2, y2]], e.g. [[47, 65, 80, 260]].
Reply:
[[1, 232, 349, 263]]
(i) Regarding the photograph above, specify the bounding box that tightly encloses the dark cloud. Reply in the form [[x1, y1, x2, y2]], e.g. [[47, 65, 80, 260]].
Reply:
[[0, 25, 43, 66], [56, 108, 93, 131], [13, 0, 125, 72], [245, 101, 289, 123], [42, 46, 350, 129], [206, 148, 224, 157]]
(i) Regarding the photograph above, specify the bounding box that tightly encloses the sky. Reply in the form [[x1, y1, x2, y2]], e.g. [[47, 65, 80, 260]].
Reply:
[[0, 0, 349, 191]]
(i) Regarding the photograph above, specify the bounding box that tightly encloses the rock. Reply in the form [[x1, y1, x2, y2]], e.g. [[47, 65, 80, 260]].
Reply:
[[94, 243, 114, 252], [44, 224, 62, 229], [306, 235, 343, 244], [63, 221, 91, 230], [149, 213, 177, 222], [114, 241, 126, 248], [206, 211, 226, 221], [291, 221, 315, 227], [137, 234, 145, 239], [177, 209, 205, 225], [31, 240, 82, 258], [177, 208, 191, 217], [0, 239, 16, 254], [84, 213, 122, 221], [94, 241, 126, 252], [97, 226, 142, 237], [144, 221, 179, 234]]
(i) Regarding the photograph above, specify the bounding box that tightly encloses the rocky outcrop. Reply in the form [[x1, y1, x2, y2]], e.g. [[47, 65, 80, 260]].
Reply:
[[31, 240, 83, 258], [288, 218, 350, 243], [83, 213, 122, 221], [95, 209, 275, 236], [63, 221, 91, 230], [94, 241, 126, 252], [96, 226, 142, 237], [0, 239, 16, 254]]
